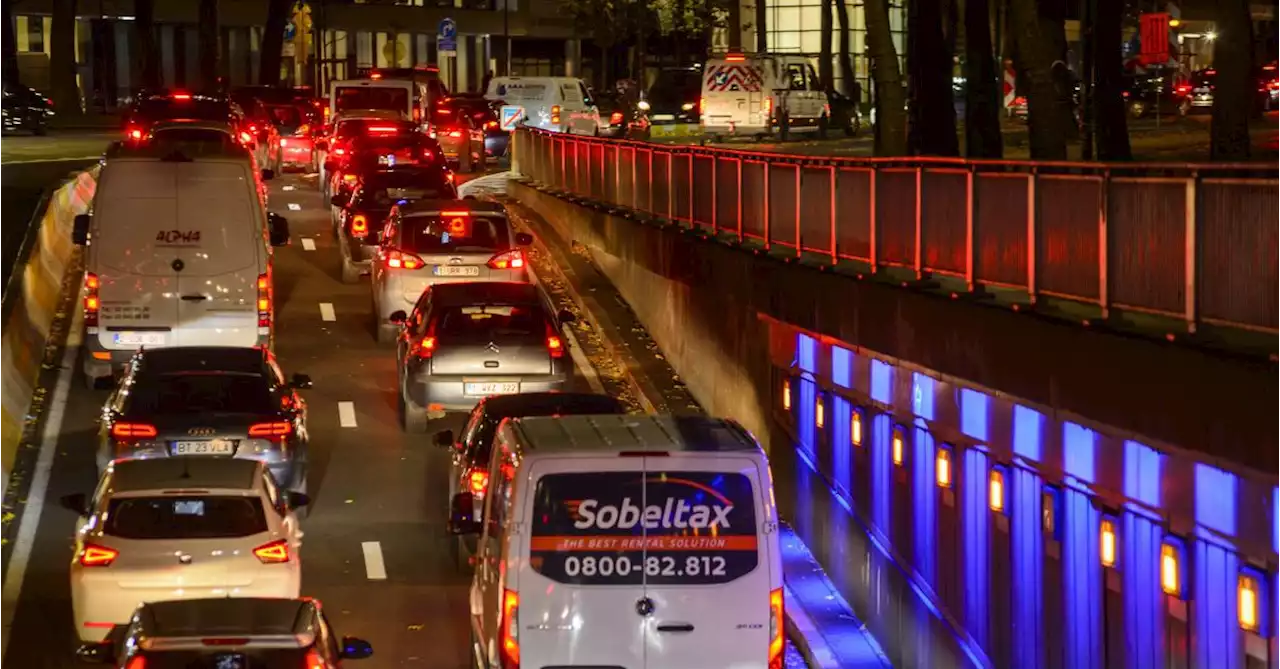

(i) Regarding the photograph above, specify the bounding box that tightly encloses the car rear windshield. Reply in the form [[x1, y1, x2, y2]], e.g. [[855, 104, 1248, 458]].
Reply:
[[359, 172, 449, 207], [492, 83, 548, 103], [150, 128, 234, 144], [334, 86, 410, 114], [105, 496, 268, 539], [437, 304, 542, 338], [529, 471, 760, 586], [648, 70, 702, 107], [265, 104, 304, 128], [128, 373, 273, 415], [401, 215, 509, 253], [134, 99, 230, 123], [136, 649, 308, 668]]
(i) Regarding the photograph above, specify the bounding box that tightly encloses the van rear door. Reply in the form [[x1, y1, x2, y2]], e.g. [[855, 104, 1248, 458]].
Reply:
[[519, 459, 649, 667], [702, 59, 768, 130], [93, 162, 181, 352], [172, 162, 262, 347], [641, 456, 774, 669]]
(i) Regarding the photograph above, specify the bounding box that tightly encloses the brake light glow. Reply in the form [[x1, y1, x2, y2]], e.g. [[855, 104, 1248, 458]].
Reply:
[[384, 249, 425, 270], [726, 52, 746, 62], [127, 126, 143, 140], [485, 120, 498, 129], [610, 111, 624, 124], [547, 336, 564, 359], [370, 72, 383, 80], [440, 210, 470, 217], [500, 589, 520, 667], [248, 123, 259, 133], [84, 272, 100, 326], [248, 421, 292, 438], [253, 539, 291, 564], [304, 648, 326, 669], [171, 92, 192, 101], [1176, 84, 1191, 95], [447, 129, 463, 138], [296, 123, 311, 136], [239, 131, 253, 144], [351, 214, 369, 238], [551, 105, 561, 124], [257, 273, 271, 327], [333, 147, 346, 156], [487, 250, 525, 270], [125, 656, 147, 669], [367, 125, 400, 134], [412, 336, 437, 359], [80, 543, 119, 567], [111, 423, 158, 439], [768, 588, 784, 668], [469, 468, 489, 495]]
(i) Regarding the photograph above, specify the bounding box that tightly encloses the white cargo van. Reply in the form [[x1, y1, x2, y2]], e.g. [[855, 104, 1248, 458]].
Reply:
[[701, 51, 829, 140], [330, 78, 416, 122], [450, 414, 785, 669], [484, 76, 601, 136], [72, 142, 291, 388]]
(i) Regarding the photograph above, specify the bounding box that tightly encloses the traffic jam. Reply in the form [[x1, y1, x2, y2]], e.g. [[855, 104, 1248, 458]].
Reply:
[[35, 65, 792, 669]]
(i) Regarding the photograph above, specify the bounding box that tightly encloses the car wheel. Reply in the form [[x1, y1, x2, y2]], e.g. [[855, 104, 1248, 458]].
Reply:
[[401, 394, 430, 433], [82, 372, 109, 391], [341, 254, 361, 284]]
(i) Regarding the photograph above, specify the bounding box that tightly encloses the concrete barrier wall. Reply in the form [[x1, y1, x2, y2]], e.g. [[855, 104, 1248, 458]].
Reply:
[[1, 170, 97, 488]]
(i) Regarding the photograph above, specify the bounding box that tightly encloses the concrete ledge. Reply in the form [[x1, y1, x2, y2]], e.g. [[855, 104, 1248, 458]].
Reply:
[[506, 177, 1275, 475], [1, 170, 96, 490]]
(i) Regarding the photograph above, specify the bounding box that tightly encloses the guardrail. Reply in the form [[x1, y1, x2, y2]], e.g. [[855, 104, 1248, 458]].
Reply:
[[512, 129, 1278, 337]]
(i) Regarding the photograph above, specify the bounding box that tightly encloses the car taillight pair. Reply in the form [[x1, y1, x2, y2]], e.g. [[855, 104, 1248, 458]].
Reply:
[[350, 214, 369, 239], [84, 272, 100, 326], [551, 105, 561, 124], [81, 539, 289, 566], [257, 273, 271, 328]]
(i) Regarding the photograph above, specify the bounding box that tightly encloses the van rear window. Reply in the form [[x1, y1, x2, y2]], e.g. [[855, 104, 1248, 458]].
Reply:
[[493, 83, 547, 102], [529, 471, 759, 586]]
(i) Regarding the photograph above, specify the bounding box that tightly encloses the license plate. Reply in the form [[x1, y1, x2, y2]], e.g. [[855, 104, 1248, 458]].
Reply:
[[113, 332, 166, 346], [1195, 87, 1210, 94], [378, 154, 396, 166], [653, 114, 676, 121], [434, 266, 480, 277], [464, 382, 520, 397], [171, 440, 235, 455]]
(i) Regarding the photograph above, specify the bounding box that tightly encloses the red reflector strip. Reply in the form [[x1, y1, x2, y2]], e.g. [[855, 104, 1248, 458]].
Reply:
[[82, 621, 116, 628]]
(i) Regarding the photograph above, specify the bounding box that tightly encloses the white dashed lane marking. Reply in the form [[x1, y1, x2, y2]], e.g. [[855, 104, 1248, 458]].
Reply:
[[283, 185, 295, 191], [301, 238, 316, 251], [319, 303, 336, 322], [361, 542, 388, 580], [338, 401, 358, 428], [287, 203, 302, 211]]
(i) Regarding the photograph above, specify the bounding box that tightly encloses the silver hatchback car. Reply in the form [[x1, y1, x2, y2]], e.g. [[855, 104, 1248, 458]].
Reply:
[[390, 281, 576, 432], [370, 200, 532, 343]]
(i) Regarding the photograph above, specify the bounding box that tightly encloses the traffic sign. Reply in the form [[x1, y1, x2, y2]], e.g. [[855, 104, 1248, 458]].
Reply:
[[438, 18, 457, 55], [1139, 13, 1170, 65], [1003, 66, 1016, 108], [500, 105, 524, 131]]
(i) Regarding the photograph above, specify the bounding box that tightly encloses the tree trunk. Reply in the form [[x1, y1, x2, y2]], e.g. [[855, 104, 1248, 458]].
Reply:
[[755, 0, 768, 52], [259, 0, 291, 86], [964, 0, 1003, 157], [199, 0, 221, 90], [1007, 0, 1066, 159], [908, 0, 959, 155], [1210, 0, 1253, 160], [135, 0, 160, 90], [50, 0, 80, 115], [4, 1, 20, 85], [865, 0, 907, 155], [728, 0, 742, 50], [819, 0, 834, 91], [834, 0, 856, 98], [1093, 0, 1129, 160]]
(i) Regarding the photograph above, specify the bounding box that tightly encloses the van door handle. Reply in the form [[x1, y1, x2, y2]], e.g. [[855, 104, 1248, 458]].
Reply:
[[180, 294, 208, 301], [656, 623, 695, 633]]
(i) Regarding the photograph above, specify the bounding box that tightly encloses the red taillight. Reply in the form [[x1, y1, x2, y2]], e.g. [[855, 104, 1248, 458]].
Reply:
[[111, 422, 158, 439], [303, 648, 326, 669], [551, 105, 561, 124], [468, 467, 489, 495], [248, 123, 259, 133], [257, 273, 271, 327], [84, 272, 100, 326], [125, 656, 147, 669], [127, 127, 143, 141], [172, 92, 191, 101], [610, 111, 623, 124], [422, 148, 435, 161], [485, 120, 498, 129], [351, 214, 369, 238], [367, 125, 400, 134], [487, 250, 525, 270], [239, 131, 253, 144], [500, 589, 520, 668], [769, 588, 784, 668], [332, 147, 346, 156], [412, 336, 437, 359], [447, 129, 463, 138], [253, 539, 290, 564], [1176, 84, 1191, 95], [384, 249, 425, 270], [296, 123, 311, 136], [79, 543, 119, 567], [248, 421, 292, 438], [726, 52, 746, 62], [547, 336, 564, 359]]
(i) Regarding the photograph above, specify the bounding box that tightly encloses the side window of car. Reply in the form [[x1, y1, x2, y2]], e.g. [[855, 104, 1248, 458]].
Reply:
[[459, 407, 485, 461], [787, 64, 807, 91], [579, 82, 594, 107], [806, 65, 823, 92], [262, 470, 286, 516]]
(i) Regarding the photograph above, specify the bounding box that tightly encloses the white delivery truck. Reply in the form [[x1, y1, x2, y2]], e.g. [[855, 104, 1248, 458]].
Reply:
[[700, 50, 830, 141], [484, 76, 601, 136]]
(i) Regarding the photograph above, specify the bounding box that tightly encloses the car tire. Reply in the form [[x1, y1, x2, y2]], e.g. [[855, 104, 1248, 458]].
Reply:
[[401, 394, 430, 433], [341, 254, 361, 284]]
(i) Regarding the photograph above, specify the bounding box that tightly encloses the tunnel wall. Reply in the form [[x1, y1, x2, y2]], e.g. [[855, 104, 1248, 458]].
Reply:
[[509, 178, 1279, 669]]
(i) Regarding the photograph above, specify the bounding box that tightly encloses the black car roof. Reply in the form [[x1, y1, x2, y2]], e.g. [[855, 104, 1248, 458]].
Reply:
[[139, 598, 310, 637], [429, 281, 540, 307], [401, 198, 505, 216], [480, 392, 626, 418], [135, 346, 267, 376]]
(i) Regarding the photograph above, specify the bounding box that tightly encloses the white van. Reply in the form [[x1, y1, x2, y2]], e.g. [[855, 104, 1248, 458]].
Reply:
[[450, 414, 785, 669], [484, 76, 601, 136], [330, 78, 416, 123], [72, 142, 291, 388], [701, 51, 829, 140]]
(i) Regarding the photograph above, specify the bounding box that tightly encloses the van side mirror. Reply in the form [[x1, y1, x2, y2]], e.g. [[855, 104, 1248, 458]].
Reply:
[[61, 493, 89, 517], [286, 491, 311, 510], [268, 213, 291, 246], [389, 310, 407, 325], [290, 373, 313, 390], [448, 493, 482, 535], [261, 168, 275, 181], [433, 429, 455, 448], [515, 232, 534, 247], [557, 309, 576, 324], [72, 214, 91, 245], [75, 641, 116, 664]]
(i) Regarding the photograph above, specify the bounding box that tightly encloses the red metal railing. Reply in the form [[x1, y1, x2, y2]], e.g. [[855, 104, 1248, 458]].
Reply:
[[512, 128, 1279, 337]]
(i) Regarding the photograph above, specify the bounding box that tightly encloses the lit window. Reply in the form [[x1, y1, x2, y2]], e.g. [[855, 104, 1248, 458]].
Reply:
[[815, 395, 825, 428], [782, 379, 791, 411], [989, 468, 1005, 512], [850, 410, 863, 446], [1240, 573, 1260, 632], [1160, 541, 1181, 596], [936, 447, 951, 488], [892, 426, 904, 466], [1100, 518, 1117, 568]]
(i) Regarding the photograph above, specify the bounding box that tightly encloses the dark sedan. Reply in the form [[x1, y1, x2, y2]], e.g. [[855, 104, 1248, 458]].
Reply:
[[96, 347, 313, 493], [331, 166, 457, 283]]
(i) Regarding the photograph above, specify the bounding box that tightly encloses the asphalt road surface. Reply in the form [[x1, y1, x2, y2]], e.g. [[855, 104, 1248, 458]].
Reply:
[[1, 131, 118, 165]]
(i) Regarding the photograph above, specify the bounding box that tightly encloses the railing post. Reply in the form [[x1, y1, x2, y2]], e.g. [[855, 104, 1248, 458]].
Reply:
[[711, 157, 718, 233], [794, 164, 801, 257], [1099, 170, 1110, 319], [829, 166, 838, 264], [648, 150, 654, 215], [763, 159, 772, 250], [667, 150, 674, 221], [688, 150, 695, 226], [1026, 169, 1038, 303], [737, 158, 744, 242], [1184, 174, 1198, 334], [914, 166, 924, 279], [869, 168, 878, 271], [965, 166, 976, 291], [559, 137, 566, 190]]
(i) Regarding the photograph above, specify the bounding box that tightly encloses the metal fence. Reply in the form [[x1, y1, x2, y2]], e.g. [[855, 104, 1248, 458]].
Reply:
[[512, 129, 1279, 336]]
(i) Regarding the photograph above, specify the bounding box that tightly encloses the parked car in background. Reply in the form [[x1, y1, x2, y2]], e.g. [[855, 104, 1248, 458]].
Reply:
[[1, 81, 53, 135]]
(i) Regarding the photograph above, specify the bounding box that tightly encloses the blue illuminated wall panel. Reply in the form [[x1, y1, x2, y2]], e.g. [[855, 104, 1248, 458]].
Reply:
[[1062, 422, 1102, 669], [913, 425, 937, 588], [963, 448, 991, 651], [1012, 466, 1045, 667], [1194, 464, 1241, 669], [1122, 441, 1165, 669]]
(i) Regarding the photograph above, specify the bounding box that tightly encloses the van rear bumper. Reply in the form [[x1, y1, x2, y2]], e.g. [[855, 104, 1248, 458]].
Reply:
[[702, 123, 770, 136], [81, 330, 271, 380]]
